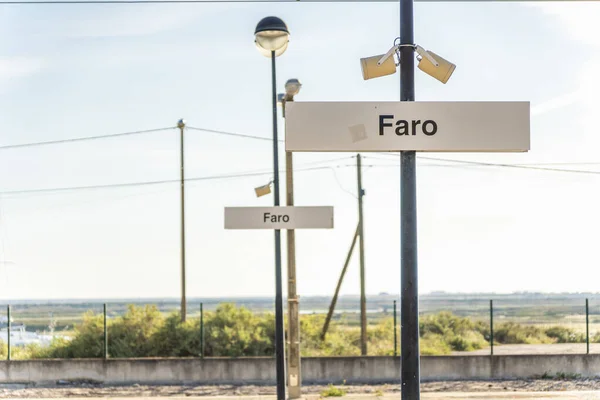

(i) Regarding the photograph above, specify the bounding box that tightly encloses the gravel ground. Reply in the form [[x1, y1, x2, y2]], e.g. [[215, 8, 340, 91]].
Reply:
[[452, 343, 600, 356], [2, 379, 600, 398]]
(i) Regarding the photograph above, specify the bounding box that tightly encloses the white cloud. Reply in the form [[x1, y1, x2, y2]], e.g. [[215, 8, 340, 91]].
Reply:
[[527, 3, 600, 135], [575, 58, 600, 142], [63, 6, 224, 39], [0, 58, 45, 81], [527, 3, 600, 48], [530, 90, 580, 117]]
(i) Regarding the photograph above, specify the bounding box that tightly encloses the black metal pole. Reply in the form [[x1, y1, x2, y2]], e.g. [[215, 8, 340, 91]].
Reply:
[[393, 300, 398, 357], [490, 299, 494, 356], [200, 303, 205, 358], [103, 303, 108, 359], [271, 50, 286, 400], [7, 305, 10, 361], [586, 299, 589, 355], [399, 0, 419, 396]]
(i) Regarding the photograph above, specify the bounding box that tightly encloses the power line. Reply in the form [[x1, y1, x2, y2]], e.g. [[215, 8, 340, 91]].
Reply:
[[420, 156, 600, 175], [187, 126, 282, 143], [283, 156, 355, 166], [374, 153, 600, 175], [1, 178, 174, 196], [6, 0, 315, 2], [511, 162, 600, 166], [0, 0, 277, 2], [418, 156, 600, 175], [3, 123, 599, 174], [0, 0, 592, 4], [0, 126, 278, 151], [0, 127, 174, 150], [327, 166, 357, 199], [0, 165, 353, 196], [4, 122, 596, 173], [364, 161, 486, 168], [2, 155, 600, 199]]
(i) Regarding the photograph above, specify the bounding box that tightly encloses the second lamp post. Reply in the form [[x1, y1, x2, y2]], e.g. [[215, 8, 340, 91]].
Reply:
[[280, 78, 302, 399], [254, 16, 290, 400]]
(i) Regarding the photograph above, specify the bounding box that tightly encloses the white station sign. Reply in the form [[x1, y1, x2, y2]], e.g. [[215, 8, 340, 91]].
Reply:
[[285, 101, 530, 152], [224, 206, 334, 230]]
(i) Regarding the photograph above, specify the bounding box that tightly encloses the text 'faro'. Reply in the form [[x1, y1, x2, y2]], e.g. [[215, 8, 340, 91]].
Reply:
[[264, 213, 290, 223], [379, 115, 438, 136]]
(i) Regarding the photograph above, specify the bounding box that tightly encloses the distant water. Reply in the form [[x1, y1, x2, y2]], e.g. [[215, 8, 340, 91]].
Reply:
[[299, 309, 386, 314]]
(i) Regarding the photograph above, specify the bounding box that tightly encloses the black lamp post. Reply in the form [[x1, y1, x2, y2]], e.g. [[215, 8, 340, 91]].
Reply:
[[254, 16, 290, 400]]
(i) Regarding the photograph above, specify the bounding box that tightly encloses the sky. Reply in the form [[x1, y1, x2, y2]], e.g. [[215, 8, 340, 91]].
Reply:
[[0, 0, 599, 301]]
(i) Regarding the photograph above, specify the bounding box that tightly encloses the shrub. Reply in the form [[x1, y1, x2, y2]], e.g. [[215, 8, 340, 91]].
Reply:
[[419, 312, 487, 353], [300, 314, 361, 357], [420, 333, 452, 355], [47, 311, 104, 358], [204, 303, 274, 357], [149, 312, 199, 357], [545, 326, 585, 343], [367, 318, 395, 356], [107, 305, 163, 358], [493, 322, 552, 345], [321, 384, 346, 397]]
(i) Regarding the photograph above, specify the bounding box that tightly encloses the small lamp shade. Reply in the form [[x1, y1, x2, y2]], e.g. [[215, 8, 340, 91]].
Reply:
[[284, 78, 302, 96], [255, 183, 272, 197]]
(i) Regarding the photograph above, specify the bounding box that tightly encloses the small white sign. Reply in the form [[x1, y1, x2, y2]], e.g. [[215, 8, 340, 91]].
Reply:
[[285, 101, 530, 152], [224, 206, 334, 230]]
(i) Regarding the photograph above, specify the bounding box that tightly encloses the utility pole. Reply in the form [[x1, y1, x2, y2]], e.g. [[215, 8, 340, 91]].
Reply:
[[357, 153, 367, 356], [177, 119, 187, 323], [285, 148, 301, 398], [281, 78, 302, 399], [322, 155, 367, 343], [399, 0, 420, 396], [321, 225, 359, 340]]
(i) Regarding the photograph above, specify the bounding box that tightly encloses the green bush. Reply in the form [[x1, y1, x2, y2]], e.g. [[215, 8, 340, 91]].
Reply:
[[545, 326, 585, 343], [493, 322, 553, 344], [149, 312, 199, 357], [48, 311, 104, 358], [592, 332, 600, 343], [107, 305, 163, 358], [204, 303, 274, 357], [300, 314, 361, 356], [419, 312, 487, 353], [420, 333, 452, 355], [447, 333, 479, 352], [367, 318, 396, 356], [39, 303, 275, 358]]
